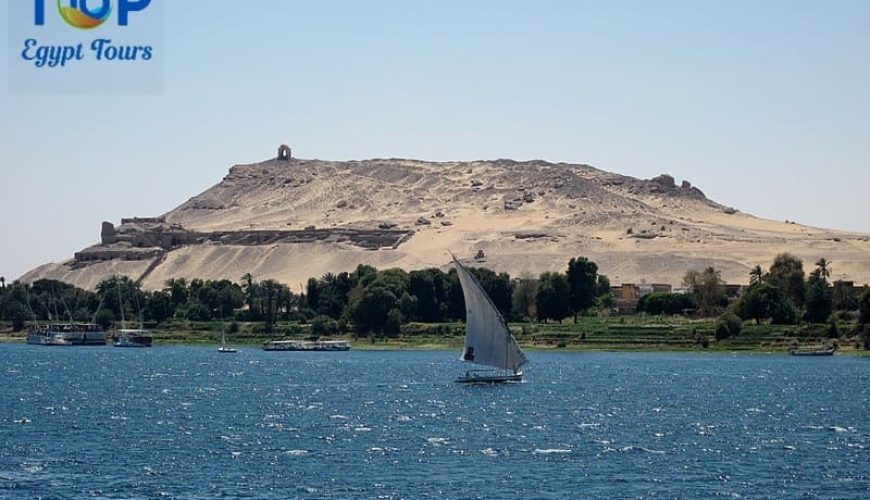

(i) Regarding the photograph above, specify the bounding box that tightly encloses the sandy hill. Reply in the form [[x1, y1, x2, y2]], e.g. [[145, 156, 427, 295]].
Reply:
[[22, 149, 870, 291]]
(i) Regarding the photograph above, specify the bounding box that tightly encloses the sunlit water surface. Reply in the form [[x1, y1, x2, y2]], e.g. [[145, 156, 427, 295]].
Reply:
[[1, 345, 868, 498]]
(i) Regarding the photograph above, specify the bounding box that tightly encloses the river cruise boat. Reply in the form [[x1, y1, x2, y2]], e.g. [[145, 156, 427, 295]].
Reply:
[[262, 340, 351, 352], [26, 323, 106, 346]]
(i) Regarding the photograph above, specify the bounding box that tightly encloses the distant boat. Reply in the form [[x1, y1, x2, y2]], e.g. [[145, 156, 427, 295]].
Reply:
[[452, 254, 527, 384], [218, 324, 237, 353], [24, 284, 105, 346], [26, 323, 106, 346], [789, 346, 835, 356], [262, 340, 350, 352], [113, 329, 152, 348]]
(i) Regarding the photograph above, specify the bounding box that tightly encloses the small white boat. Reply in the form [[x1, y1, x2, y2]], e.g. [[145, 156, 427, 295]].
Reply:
[[451, 254, 528, 384], [218, 325, 237, 353]]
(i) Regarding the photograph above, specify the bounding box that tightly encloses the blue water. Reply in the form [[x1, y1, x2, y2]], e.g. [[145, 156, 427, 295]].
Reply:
[[1, 346, 868, 499]]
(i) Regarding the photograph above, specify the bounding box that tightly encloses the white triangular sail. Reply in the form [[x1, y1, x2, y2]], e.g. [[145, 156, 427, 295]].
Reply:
[[453, 256, 527, 372]]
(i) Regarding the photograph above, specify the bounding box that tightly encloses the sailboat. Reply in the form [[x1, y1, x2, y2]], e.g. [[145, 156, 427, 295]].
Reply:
[[218, 324, 237, 353], [452, 254, 528, 383]]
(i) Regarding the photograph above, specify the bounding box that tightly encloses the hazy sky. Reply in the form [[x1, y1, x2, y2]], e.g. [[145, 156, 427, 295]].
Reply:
[[2, 0, 868, 281]]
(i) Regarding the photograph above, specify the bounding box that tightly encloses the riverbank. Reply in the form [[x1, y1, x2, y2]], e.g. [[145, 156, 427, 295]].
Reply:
[[2, 316, 865, 354], [3, 337, 866, 354]]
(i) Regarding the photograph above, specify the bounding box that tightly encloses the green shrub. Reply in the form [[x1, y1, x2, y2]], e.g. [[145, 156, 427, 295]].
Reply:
[[311, 315, 339, 337], [94, 309, 114, 330], [827, 319, 839, 339], [285, 324, 304, 336], [8, 303, 28, 331], [638, 292, 696, 316], [860, 290, 870, 327], [715, 313, 743, 340], [385, 308, 403, 337], [771, 299, 799, 325]]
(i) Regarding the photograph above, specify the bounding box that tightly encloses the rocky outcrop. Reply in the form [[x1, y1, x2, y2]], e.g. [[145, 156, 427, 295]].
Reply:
[[100, 221, 117, 244], [642, 174, 706, 199], [651, 174, 676, 188], [204, 228, 412, 249], [103, 219, 198, 249], [71, 219, 415, 267], [74, 244, 163, 264]]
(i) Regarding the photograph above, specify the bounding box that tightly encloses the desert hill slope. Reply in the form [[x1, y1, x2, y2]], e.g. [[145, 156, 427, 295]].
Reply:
[[22, 150, 870, 290]]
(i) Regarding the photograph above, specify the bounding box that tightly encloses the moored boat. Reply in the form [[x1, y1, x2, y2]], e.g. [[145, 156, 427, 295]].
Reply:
[[789, 347, 835, 356], [26, 323, 106, 346], [262, 340, 351, 352], [113, 329, 153, 348]]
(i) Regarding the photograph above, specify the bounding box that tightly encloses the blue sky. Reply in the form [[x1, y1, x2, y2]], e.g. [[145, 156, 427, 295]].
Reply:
[[1, 0, 868, 280]]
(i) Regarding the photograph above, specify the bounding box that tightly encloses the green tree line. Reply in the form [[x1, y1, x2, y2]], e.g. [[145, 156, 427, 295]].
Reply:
[[0, 256, 613, 335], [2, 253, 868, 342]]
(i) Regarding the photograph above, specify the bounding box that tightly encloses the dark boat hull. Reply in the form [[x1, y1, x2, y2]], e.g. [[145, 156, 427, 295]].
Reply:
[[789, 349, 835, 356], [113, 332, 152, 348], [455, 371, 523, 384], [262, 340, 351, 351]]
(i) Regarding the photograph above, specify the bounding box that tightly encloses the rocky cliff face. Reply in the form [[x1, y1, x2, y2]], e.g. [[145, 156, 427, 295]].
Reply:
[[20, 151, 870, 290]]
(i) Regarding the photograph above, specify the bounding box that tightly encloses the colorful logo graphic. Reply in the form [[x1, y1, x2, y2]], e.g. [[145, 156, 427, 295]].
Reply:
[[57, 0, 112, 29], [34, 0, 151, 28]]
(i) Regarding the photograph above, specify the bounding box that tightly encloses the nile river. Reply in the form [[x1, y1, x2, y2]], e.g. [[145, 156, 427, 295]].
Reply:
[[1, 345, 868, 498]]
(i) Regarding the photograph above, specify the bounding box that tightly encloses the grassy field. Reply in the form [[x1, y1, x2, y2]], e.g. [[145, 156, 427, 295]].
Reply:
[[2, 317, 864, 353]]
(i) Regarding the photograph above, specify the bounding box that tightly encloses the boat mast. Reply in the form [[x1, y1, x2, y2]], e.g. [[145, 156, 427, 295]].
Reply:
[[23, 285, 41, 329], [133, 288, 144, 331], [115, 276, 126, 330], [90, 290, 106, 326], [60, 296, 75, 325]]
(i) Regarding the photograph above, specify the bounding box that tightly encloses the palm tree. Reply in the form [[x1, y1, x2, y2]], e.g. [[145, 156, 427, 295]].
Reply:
[[749, 265, 763, 286], [164, 277, 188, 306], [814, 258, 832, 282], [260, 280, 280, 333], [240, 273, 256, 313]]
